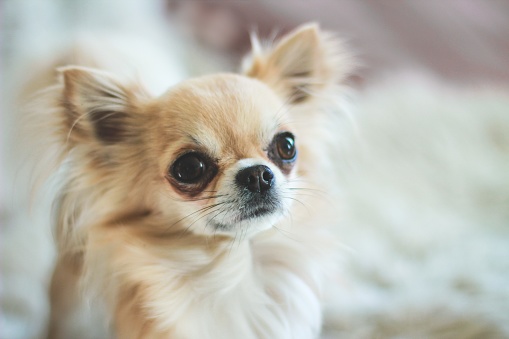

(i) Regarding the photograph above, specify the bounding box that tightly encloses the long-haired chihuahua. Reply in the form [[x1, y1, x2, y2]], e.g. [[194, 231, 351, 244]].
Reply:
[[38, 23, 352, 338]]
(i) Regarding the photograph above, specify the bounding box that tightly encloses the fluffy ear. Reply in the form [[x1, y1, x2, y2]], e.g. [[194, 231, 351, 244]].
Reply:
[[242, 23, 352, 104], [59, 66, 143, 145]]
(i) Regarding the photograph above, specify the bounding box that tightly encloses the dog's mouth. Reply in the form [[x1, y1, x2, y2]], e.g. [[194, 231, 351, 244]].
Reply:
[[237, 206, 275, 222], [204, 173, 286, 233], [209, 203, 279, 231]]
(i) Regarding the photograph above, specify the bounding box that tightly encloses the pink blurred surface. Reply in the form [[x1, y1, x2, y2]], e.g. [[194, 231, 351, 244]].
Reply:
[[167, 0, 509, 86]]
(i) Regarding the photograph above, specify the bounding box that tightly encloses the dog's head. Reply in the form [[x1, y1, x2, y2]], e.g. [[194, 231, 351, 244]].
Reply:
[[56, 24, 351, 238]]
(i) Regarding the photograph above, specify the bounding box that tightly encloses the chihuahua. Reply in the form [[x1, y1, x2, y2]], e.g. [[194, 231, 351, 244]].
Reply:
[[40, 23, 352, 338]]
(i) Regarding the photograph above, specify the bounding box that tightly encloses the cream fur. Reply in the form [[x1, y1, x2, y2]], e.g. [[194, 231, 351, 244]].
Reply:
[[32, 24, 352, 338]]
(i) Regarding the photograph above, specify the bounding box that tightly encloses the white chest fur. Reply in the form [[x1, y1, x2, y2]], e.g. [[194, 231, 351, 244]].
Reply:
[[108, 230, 331, 339]]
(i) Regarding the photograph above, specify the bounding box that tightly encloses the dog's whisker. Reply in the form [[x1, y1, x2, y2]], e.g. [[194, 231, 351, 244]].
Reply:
[[286, 191, 328, 202], [273, 225, 302, 244], [156, 188, 225, 203], [177, 198, 236, 237], [281, 195, 309, 210], [287, 187, 326, 192], [287, 185, 330, 199], [177, 200, 235, 238], [228, 230, 239, 256], [181, 194, 227, 202], [237, 223, 247, 249], [167, 202, 227, 231], [206, 205, 232, 232], [177, 206, 225, 239]]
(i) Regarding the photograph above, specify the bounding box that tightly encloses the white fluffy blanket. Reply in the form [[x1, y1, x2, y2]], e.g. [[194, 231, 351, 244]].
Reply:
[[323, 79, 509, 338]]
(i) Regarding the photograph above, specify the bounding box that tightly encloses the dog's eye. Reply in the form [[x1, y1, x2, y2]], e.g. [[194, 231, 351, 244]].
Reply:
[[275, 132, 296, 160], [172, 153, 206, 183], [268, 132, 297, 175]]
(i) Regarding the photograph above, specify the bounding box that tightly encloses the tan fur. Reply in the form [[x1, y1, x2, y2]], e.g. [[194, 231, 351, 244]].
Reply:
[[38, 24, 353, 338]]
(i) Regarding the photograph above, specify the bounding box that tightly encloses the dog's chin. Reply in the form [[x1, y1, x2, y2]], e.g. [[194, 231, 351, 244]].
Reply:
[[206, 207, 284, 238]]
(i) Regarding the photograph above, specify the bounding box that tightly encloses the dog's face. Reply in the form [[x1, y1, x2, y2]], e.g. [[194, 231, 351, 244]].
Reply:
[[57, 24, 351, 238], [152, 74, 297, 235]]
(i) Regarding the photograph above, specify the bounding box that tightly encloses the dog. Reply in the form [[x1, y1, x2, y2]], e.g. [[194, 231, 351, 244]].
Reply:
[[37, 23, 353, 338]]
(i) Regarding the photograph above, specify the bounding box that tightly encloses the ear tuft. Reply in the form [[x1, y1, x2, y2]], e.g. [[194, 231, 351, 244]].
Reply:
[[59, 66, 139, 145], [243, 23, 353, 104]]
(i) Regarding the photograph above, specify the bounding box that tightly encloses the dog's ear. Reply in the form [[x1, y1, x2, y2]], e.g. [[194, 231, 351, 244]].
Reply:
[[59, 66, 145, 145], [243, 23, 352, 104]]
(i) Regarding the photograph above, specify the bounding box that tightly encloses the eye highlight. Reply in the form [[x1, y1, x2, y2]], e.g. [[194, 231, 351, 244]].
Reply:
[[172, 153, 206, 183]]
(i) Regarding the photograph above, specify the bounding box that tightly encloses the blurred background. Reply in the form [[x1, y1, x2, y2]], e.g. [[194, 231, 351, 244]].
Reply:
[[2, 0, 509, 338], [165, 0, 509, 86]]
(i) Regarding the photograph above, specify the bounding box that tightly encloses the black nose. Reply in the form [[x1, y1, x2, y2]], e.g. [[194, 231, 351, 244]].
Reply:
[[236, 165, 275, 194]]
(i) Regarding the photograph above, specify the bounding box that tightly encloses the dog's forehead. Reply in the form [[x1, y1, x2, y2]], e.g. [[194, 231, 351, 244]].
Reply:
[[167, 74, 282, 123], [159, 74, 285, 157]]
